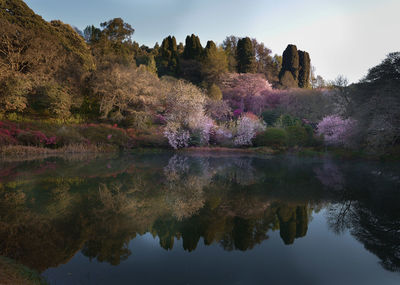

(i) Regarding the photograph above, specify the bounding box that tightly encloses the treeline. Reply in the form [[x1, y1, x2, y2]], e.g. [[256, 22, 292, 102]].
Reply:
[[0, 0, 399, 156]]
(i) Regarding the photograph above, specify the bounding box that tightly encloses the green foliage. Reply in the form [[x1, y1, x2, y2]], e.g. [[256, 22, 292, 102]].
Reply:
[[254, 128, 288, 147], [157, 36, 180, 77], [298, 50, 311, 88], [236, 37, 256, 73], [183, 34, 203, 60], [56, 126, 86, 146], [0, 75, 30, 114], [261, 109, 282, 126], [286, 125, 311, 147], [274, 114, 301, 128], [208, 84, 223, 101], [34, 83, 72, 119], [279, 44, 299, 86], [201, 41, 228, 84]]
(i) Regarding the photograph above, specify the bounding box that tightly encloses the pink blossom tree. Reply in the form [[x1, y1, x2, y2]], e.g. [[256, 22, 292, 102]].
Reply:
[[317, 115, 357, 147]]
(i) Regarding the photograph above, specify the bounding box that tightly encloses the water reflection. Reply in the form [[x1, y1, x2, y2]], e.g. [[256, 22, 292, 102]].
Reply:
[[0, 153, 399, 274]]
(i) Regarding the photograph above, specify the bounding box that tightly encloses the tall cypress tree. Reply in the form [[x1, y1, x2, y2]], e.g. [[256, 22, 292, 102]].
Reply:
[[183, 34, 203, 60], [236, 37, 256, 73], [298, 50, 311, 88], [157, 36, 179, 76], [279, 44, 299, 82]]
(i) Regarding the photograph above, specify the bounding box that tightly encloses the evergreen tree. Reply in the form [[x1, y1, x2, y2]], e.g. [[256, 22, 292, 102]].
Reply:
[[201, 40, 228, 84], [183, 34, 203, 60], [236, 37, 256, 73], [279, 44, 299, 87], [298, 50, 311, 88], [156, 36, 180, 77]]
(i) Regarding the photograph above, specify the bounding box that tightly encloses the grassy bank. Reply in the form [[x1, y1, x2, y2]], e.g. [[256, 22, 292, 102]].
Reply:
[[0, 257, 46, 285]]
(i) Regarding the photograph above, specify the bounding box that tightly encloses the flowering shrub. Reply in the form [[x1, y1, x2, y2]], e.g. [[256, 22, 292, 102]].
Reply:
[[317, 115, 357, 147], [233, 113, 266, 146], [164, 122, 190, 149]]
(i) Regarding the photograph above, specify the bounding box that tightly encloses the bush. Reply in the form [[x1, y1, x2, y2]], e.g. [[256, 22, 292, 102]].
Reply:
[[274, 114, 301, 128], [56, 126, 86, 146], [286, 125, 310, 146], [123, 111, 152, 130], [261, 109, 282, 126], [254, 128, 288, 147], [78, 124, 130, 148]]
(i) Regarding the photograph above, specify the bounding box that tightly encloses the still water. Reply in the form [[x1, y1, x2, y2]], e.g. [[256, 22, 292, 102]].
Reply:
[[0, 153, 399, 285]]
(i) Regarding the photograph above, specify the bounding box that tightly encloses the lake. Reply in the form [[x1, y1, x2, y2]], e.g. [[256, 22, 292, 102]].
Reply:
[[0, 152, 399, 285]]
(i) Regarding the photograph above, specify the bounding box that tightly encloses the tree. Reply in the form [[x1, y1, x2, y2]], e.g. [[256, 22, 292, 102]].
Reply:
[[207, 84, 223, 100], [83, 25, 101, 43], [222, 35, 238, 72], [200, 40, 228, 84], [252, 39, 279, 84], [298, 50, 311, 88], [91, 64, 163, 121], [157, 36, 180, 77], [236, 37, 256, 73], [100, 18, 134, 43], [279, 44, 299, 87], [183, 34, 203, 60]]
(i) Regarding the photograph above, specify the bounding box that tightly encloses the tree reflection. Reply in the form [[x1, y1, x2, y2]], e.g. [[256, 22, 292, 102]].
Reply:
[[0, 154, 398, 274]]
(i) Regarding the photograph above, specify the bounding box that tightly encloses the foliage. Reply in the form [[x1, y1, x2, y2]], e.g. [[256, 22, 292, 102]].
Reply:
[[254, 128, 288, 147], [34, 82, 72, 119], [0, 75, 30, 114], [219, 73, 273, 115], [201, 41, 228, 84], [207, 84, 223, 101], [183, 34, 203, 60], [163, 80, 214, 148], [261, 109, 282, 126], [279, 44, 299, 86], [298, 50, 311, 88], [274, 114, 301, 128], [317, 115, 357, 147], [286, 125, 312, 147], [157, 36, 179, 77], [236, 37, 256, 73], [233, 113, 266, 146], [92, 64, 163, 121]]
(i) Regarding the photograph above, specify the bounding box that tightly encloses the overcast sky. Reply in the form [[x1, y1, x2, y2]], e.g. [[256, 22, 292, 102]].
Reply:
[[25, 0, 400, 83]]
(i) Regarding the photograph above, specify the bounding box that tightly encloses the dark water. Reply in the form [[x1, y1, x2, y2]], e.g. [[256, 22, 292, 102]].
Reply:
[[0, 153, 399, 285]]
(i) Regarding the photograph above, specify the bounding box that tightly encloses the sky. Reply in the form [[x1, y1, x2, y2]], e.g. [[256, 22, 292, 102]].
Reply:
[[25, 0, 400, 83]]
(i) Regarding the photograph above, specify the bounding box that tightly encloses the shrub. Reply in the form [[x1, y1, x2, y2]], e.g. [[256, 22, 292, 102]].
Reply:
[[262, 109, 282, 126], [208, 84, 223, 101], [286, 125, 310, 146], [56, 126, 86, 146], [78, 124, 130, 148], [164, 122, 190, 149], [274, 114, 301, 128], [254, 128, 288, 147], [233, 113, 266, 146], [123, 111, 152, 130]]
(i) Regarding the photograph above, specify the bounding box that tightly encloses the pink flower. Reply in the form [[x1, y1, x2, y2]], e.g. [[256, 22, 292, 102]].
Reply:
[[107, 134, 112, 140]]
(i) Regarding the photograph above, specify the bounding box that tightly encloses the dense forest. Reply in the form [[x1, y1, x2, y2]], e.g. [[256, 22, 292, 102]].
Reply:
[[0, 0, 399, 157]]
